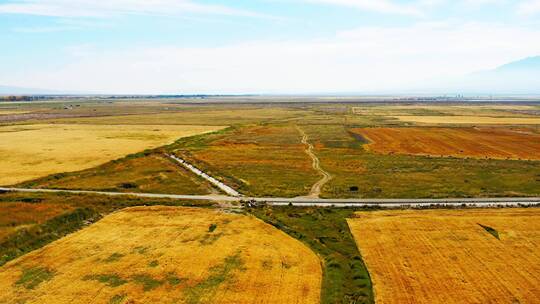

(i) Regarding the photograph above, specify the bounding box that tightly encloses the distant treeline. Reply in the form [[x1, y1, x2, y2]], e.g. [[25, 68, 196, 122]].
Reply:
[[0, 94, 256, 102], [0, 96, 46, 101]]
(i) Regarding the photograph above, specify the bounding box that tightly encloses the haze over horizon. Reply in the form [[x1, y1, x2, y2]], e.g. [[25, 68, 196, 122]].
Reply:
[[1, 0, 540, 95]]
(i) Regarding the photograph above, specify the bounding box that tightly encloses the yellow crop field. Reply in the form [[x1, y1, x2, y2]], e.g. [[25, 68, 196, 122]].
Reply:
[[0, 206, 322, 304], [391, 115, 540, 125], [0, 124, 225, 185], [0, 110, 29, 115], [352, 105, 539, 117], [348, 209, 540, 304]]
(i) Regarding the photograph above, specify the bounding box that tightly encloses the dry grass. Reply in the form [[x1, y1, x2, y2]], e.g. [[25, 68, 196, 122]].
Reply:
[[176, 125, 320, 197], [353, 127, 540, 160], [0, 110, 30, 115], [352, 105, 539, 118], [0, 124, 225, 185], [50, 108, 307, 126], [0, 203, 72, 241], [0, 206, 321, 304], [348, 208, 540, 304], [21, 154, 214, 195], [390, 115, 540, 125]]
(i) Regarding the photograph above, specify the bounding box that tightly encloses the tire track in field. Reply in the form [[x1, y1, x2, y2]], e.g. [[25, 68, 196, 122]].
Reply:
[[296, 126, 333, 198]]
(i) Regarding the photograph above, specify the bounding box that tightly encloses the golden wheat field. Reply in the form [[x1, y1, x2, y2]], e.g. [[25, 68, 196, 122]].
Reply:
[[391, 115, 540, 125], [0, 206, 322, 304], [0, 110, 30, 115], [353, 127, 540, 160], [0, 124, 224, 185], [347, 209, 540, 304]]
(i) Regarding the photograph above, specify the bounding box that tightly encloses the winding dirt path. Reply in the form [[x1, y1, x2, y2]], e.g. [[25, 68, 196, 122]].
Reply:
[[296, 126, 333, 198]]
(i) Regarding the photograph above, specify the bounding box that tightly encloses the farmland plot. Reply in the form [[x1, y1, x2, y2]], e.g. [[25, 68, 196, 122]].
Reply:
[[174, 125, 320, 197], [348, 209, 540, 304], [390, 115, 540, 125], [353, 127, 540, 160], [0, 124, 224, 185], [0, 206, 322, 304]]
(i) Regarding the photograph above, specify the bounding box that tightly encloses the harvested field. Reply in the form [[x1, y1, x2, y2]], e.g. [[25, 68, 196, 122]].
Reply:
[[0, 202, 71, 241], [0, 206, 322, 304], [391, 115, 540, 125], [0, 124, 224, 185], [353, 127, 540, 160], [348, 208, 540, 304]]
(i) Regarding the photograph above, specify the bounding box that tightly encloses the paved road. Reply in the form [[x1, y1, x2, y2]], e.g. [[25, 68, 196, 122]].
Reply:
[[2, 187, 539, 208], [297, 126, 333, 198]]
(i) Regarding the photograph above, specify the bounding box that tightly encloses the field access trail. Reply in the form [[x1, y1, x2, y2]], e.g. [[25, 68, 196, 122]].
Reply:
[[296, 126, 333, 198]]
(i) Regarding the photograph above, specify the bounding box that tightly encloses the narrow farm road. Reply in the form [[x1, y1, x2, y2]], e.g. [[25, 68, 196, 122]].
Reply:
[[296, 126, 333, 198]]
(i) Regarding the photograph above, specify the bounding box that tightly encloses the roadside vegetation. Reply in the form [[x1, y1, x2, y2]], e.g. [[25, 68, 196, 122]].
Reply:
[[250, 205, 374, 304], [20, 152, 215, 195]]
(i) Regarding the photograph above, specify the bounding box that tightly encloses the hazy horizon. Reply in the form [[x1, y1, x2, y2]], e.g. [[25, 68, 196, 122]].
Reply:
[[1, 0, 540, 94]]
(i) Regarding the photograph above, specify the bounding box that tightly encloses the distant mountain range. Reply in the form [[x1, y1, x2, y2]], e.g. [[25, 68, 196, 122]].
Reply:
[[2, 56, 540, 96], [496, 56, 540, 71], [423, 56, 540, 95], [0, 85, 57, 95]]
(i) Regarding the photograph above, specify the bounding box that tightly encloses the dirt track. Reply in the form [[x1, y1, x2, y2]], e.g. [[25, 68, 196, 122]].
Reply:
[[296, 126, 333, 198]]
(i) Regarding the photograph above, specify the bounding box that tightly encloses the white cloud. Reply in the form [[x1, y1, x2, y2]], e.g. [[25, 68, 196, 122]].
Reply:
[[518, 0, 540, 14], [304, 0, 423, 16], [4, 22, 540, 94], [0, 0, 264, 18]]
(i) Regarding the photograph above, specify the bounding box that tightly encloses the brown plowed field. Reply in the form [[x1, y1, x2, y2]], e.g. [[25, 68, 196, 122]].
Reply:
[[0, 206, 321, 304], [352, 127, 540, 160], [348, 209, 540, 304]]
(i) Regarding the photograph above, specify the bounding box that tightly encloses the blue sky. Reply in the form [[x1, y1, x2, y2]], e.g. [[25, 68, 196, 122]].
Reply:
[[1, 0, 540, 94]]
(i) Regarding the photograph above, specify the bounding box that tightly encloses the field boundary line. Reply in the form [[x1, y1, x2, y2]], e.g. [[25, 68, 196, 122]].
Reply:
[[167, 154, 241, 197]]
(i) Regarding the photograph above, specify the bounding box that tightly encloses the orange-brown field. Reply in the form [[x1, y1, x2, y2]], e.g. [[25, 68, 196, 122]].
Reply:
[[353, 127, 540, 160], [0, 206, 322, 304], [178, 124, 320, 197], [0, 202, 72, 241], [348, 208, 540, 304]]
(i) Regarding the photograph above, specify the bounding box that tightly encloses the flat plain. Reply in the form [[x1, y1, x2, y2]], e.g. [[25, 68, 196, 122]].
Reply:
[[173, 124, 320, 197], [391, 115, 540, 125], [0, 206, 322, 304], [0, 124, 224, 185], [353, 127, 540, 160], [19, 153, 215, 195], [347, 208, 540, 304]]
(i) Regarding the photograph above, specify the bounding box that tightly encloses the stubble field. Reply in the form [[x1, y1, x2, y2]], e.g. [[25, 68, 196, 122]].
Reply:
[[0, 206, 322, 304], [0, 124, 224, 185], [347, 208, 540, 304], [353, 127, 540, 160]]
